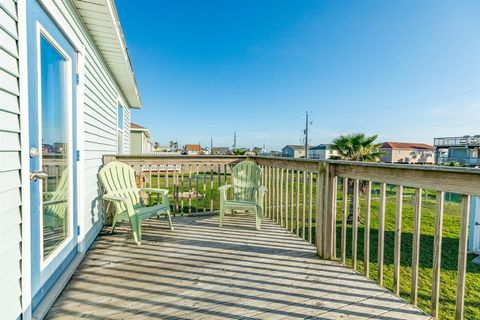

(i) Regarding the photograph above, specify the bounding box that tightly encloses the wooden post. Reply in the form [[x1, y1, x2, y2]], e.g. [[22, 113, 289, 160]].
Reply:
[[393, 185, 403, 295], [352, 179, 359, 270], [315, 162, 330, 258], [378, 182, 386, 286], [341, 177, 348, 264], [455, 195, 471, 320], [411, 188, 422, 306], [330, 175, 338, 260], [364, 181, 372, 277], [431, 191, 444, 318]]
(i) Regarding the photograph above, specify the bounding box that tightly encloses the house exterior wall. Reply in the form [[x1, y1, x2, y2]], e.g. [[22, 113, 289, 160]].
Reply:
[[380, 148, 434, 164], [130, 131, 143, 154], [309, 148, 338, 160], [0, 0, 23, 318], [0, 0, 135, 317], [282, 147, 305, 158]]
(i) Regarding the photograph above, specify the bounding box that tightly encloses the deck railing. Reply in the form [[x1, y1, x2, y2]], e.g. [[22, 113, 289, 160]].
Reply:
[[104, 154, 480, 319]]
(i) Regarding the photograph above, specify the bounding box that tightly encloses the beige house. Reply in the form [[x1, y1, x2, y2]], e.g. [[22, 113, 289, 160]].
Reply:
[[282, 145, 306, 158], [130, 123, 153, 154], [380, 142, 434, 164], [309, 144, 339, 160]]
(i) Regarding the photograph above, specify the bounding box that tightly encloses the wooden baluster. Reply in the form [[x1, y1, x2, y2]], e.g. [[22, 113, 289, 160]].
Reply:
[[378, 182, 386, 286], [302, 171, 307, 240], [455, 195, 471, 320], [328, 175, 338, 259], [352, 179, 359, 270], [157, 167, 160, 206], [308, 172, 314, 243], [180, 164, 184, 214], [394, 185, 403, 295], [431, 191, 444, 318], [173, 166, 177, 214], [195, 164, 199, 212], [296, 170, 300, 236], [290, 170, 294, 233], [203, 164, 207, 212], [210, 164, 214, 212], [188, 164, 192, 214], [276, 167, 280, 223], [280, 168, 284, 226], [217, 163, 221, 210], [411, 188, 422, 305], [364, 181, 372, 277], [269, 166, 273, 218], [285, 169, 289, 230], [341, 177, 348, 264]]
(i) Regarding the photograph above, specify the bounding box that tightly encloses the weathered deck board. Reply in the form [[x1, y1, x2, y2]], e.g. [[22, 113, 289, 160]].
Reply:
[[46, 213, 431, 319]]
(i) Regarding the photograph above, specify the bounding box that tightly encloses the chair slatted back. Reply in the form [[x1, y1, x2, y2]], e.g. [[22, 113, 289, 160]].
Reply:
[[232, 160, 261, 202], [98, 161, 142, 215], [43, 169, 69, 223]]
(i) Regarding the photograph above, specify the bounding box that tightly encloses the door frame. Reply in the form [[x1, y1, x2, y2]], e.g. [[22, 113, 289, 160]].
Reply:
[[18, 0, 86, 318], [35, 21, 75, 270]]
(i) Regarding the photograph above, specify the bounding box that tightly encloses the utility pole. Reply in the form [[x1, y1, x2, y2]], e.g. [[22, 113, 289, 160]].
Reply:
[[304, 112, 309, 159], [233, 131, 237, 149], [210, 138, 213, 155]]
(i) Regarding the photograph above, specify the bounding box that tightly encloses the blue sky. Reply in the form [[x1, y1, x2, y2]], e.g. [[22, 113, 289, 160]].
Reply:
[[116, 0, 480, 151]]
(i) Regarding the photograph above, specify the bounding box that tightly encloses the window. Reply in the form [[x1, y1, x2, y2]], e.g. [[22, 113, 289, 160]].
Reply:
[[117, 105, 124, 154]]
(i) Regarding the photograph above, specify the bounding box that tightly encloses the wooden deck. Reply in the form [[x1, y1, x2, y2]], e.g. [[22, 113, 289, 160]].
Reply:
[[46, 213, 431, 319]]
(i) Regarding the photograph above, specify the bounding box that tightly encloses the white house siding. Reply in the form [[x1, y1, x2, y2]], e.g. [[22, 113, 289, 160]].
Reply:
[[0, 0, 22, 318], [47, 0, 132, 248]]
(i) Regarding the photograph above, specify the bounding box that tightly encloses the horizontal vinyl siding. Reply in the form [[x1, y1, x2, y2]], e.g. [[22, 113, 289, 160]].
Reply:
[[0, 0, 22, 318], [49, 0, 135, 250], [123, 105, 130, 153]]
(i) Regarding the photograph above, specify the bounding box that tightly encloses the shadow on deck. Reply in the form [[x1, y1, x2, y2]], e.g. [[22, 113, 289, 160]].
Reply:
[[46, 213, 431, 319]]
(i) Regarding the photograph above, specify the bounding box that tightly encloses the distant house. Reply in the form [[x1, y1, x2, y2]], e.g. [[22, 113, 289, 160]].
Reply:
[[434, 135, 480, 167], [130, 123, 153, 154], [282, 145, 306, 158], [309, 144, 338, 160], [185, 144, 202, 155], [212, 147, 230, 155], [380, 142, 434, 164]]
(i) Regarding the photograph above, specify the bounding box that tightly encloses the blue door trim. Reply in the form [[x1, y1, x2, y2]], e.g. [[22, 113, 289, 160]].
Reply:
[[27, 0, 79, 311]]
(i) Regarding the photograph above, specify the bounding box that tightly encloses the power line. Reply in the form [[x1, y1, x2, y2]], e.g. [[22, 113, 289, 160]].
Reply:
[[317, 89, 480, 115]]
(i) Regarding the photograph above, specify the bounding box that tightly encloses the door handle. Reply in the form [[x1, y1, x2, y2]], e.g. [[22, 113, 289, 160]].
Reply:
[[30, 171, 48, 182]]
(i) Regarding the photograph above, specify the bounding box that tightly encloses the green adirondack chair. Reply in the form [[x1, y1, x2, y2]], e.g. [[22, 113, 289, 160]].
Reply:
[[219, 160, 267, 229], [98, 161, 173, 245]]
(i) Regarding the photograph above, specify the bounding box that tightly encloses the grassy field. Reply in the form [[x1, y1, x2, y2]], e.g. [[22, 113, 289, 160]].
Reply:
[[142, 172, 479, 319], [336, 186, 480, 320]]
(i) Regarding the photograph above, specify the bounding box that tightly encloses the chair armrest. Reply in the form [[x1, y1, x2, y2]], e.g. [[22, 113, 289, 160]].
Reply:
[[218, 184, 231, 192], [219, 184, 231, 201], [141, 188, 168, 196], [258, 186, 268, 204], [103, 193, 128, 203], [141, 188, 169, 206]]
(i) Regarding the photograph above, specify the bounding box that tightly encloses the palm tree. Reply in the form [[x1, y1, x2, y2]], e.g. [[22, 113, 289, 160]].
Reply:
[[330, 133, 383, 223]]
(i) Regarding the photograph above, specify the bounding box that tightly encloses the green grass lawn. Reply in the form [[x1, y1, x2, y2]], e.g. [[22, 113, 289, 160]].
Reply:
[[142, 172, 479, 319], [336, 186, 480, 320]]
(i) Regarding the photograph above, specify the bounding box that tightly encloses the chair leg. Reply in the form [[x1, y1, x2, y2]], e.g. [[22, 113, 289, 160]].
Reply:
[[165, 209, 174, 230], [255, 205, 261, 230], [130, 218, 141, 245], [219, 202, 225, 227], [111, 214, 119, 233]]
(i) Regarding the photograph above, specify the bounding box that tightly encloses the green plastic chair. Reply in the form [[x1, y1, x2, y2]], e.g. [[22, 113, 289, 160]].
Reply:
[[98, 161, 173, 244], [43, 169, 68, 230], [219, 160, 267, 229]]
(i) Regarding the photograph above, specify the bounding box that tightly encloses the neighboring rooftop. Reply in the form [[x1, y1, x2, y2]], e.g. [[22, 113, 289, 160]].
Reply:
[[185, 144, 201, 152], [309, 144, 332, 150], [381, 142, 434, 150], [283, 145, 305, 150], [130, 122, 150, 137]]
